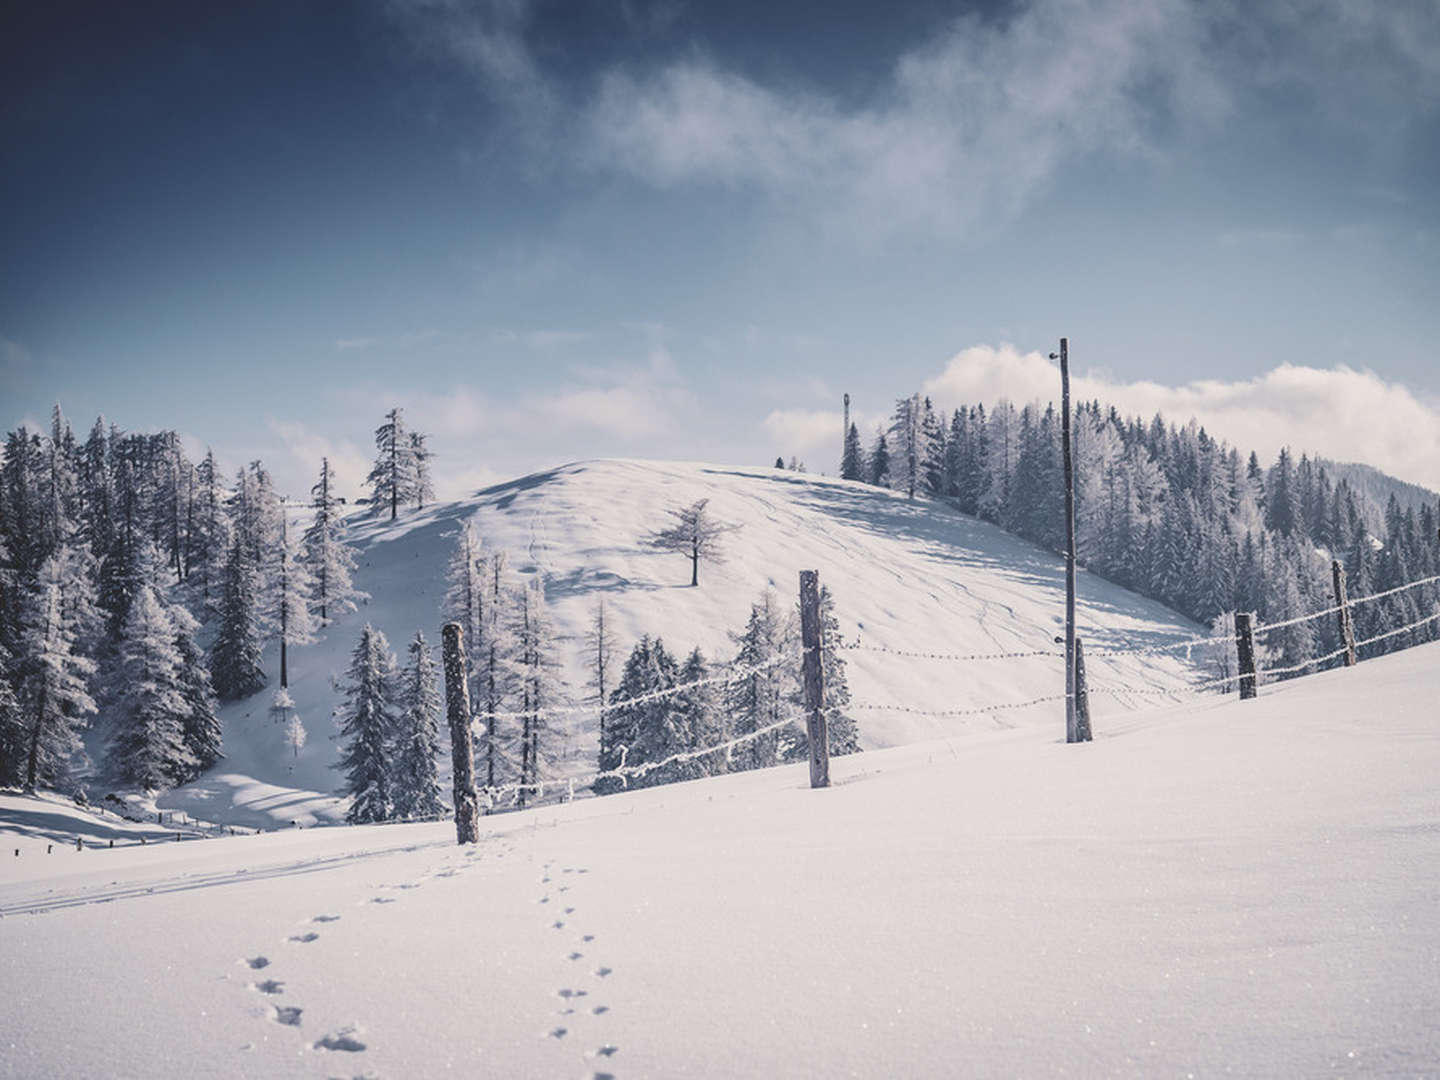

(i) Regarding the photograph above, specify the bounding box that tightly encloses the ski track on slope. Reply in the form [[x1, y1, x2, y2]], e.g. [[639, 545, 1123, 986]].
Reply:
[[0, 837, 452, 917]]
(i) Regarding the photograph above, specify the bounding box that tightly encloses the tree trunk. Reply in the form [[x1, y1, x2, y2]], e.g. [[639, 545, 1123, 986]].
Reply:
[[442, 623, 479, 844], [798, 570, 830, 789]]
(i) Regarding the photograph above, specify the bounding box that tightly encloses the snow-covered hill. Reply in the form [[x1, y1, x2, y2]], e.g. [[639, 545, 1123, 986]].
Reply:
[[4, 641, 1437, 1077], [167, 459, 1208, 827]]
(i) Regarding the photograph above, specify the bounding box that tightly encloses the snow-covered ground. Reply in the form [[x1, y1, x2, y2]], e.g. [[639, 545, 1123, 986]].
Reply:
[[3, 642, 1436, 1078], [160, 459, 1209, 827]]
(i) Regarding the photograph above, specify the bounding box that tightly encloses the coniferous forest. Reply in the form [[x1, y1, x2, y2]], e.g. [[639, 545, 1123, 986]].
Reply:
[[2, 392, 1437, 808]]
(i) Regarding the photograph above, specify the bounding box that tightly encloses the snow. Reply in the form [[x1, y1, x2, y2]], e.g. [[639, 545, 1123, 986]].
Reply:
[[156, 460, 1212, 826], [3, 642, 1437, 1077]]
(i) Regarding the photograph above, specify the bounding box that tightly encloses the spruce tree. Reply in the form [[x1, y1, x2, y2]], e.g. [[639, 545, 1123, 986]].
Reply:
[[110, 586, 196, 790], [301, 457, 363, 626], [392, 631, 445, 820], [170, 603, 221, 775], [725, 589, 799, 771], [336, 624, 398, 824], [840, 422, 865, 481], [17, 577, 96, 792], [597, 635, 675, 794], [272, 511, 317, 688], [211, 535, 266, 700]]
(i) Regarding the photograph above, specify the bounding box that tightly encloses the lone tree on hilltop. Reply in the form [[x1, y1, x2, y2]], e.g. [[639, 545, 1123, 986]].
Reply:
[[646, 498, 739, 587]]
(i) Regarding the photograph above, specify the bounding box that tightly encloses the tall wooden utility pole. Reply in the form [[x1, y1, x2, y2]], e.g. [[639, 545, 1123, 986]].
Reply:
[[1052, 338, 1078, 743]]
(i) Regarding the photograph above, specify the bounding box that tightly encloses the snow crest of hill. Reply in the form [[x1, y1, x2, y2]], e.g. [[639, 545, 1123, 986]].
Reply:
[[162, 460, 1210, 827]]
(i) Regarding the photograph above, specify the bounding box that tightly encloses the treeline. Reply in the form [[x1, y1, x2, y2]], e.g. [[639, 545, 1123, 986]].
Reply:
[[841, 394, 1440, 673], [0, 404, 430, 797], [441, 524, 859, 810]]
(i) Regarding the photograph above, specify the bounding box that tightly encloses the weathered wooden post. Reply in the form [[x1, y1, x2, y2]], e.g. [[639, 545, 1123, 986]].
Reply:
[[1332, 559, 1357, 667], [1074, 636, 1092, 742], [1052, 338, 1078, 743], [798, 570, 831, 789], [442, 622, 481, 845], [1235, 611, 1258, 700]]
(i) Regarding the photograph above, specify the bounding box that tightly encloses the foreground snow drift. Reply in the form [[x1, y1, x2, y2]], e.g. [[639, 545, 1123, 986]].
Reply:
[[4, 642, 1437, 1078]]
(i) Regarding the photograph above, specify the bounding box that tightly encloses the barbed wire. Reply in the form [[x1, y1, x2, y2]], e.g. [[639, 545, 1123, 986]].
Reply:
[[835, 642, 1060, 662], [848, 693, 1069, 719], [1355, 609, 1440, 651], [471, 650, 797, 722], [1255, 574, 1440, 635], [478, 712, 805, 799]]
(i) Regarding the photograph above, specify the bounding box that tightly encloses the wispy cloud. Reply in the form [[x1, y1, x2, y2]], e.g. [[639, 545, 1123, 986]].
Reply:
[[920, 344, 1440, 492], [379, 0, 1440, 237]]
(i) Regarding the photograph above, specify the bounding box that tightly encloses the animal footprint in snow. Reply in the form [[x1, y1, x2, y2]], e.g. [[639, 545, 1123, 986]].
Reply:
[[568, 952, 583, 961], [581, 934, 594, 943], [595, 967, 612, 978], [245, 956, 270, 969], [251, 980, 285, 995], [272, 1005, 303, 1026], [313, 1025, 367, 1052], [589, 1045, 619, 1059], [547, 1027, 567, 1040], [557, 988, 588, 1001], [564, 907, 575, 915], [311, 914, 341, 923], [551, 920, 565, 930], [288, 932, 319, 944], [370, 896, 397, 904], [591, 1005, 610, 1016]]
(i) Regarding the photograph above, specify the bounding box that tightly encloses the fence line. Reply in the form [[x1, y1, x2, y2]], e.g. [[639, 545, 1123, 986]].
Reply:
[[471, 651, 795, 722], [1254, 573, 1440, 636], [836, 642, 1060, 662]]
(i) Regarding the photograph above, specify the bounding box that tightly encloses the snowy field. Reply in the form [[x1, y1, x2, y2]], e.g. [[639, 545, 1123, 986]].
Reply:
[[3, 641, 1437, 1078], [158, 460, 1209, 828]]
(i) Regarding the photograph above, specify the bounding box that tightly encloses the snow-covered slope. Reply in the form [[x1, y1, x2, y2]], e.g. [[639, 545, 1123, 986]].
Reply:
[[171, 459, 1207, 826], [4, 642, 1437, 1078]]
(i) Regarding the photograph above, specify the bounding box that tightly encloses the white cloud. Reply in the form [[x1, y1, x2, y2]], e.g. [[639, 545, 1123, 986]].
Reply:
[[921, 344, 1440, 491], [264, 418, 373, 502]]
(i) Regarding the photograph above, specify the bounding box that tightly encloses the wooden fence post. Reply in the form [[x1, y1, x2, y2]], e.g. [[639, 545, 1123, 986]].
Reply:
[[1073, 636, 1092, 742], [798, 570, 830, 790], [1235, 611, 1258, 700], [442, 622, 481, 845], [1333, 559, 1357, 667]]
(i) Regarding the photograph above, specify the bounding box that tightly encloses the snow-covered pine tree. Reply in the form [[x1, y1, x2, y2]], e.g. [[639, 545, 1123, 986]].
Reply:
[[186, 448, 230, 614], [170, 603, 221, 774], [442, 521, 485, 699], [596, 635, 675, 794], [814, 584, 859, 756], [211, 534, 266, 700], [868, 429, 891, 487], [391, 631, 445, 820], [301, 457, 363, 626], [511, 578, 565, 808], [841, 422, 865, 481], [725, 589, 799, 772], [672, 646, 723, 781], [645, 498, 739, 587], [0, 641, 24, 788], [887, 394, 923, 499], [408, 431, 434, 511], [474, 550, 516, 799], [17, 576, 96, 791], [920, 396, 946, 497], [272, 511, 317, 688], [367, 408, 416, 521], [627, 639, 708, 788], [110, 585, 195, 790], [583, 598, 618, 748], [335, 624, 399, 824]]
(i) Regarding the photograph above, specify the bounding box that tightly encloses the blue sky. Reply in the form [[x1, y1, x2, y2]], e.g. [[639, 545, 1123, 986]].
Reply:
[[4, 0, 1440, 496]]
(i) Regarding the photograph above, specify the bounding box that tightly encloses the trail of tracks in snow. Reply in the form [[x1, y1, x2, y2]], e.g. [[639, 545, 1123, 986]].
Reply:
[[0, 836, 452, 917]]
